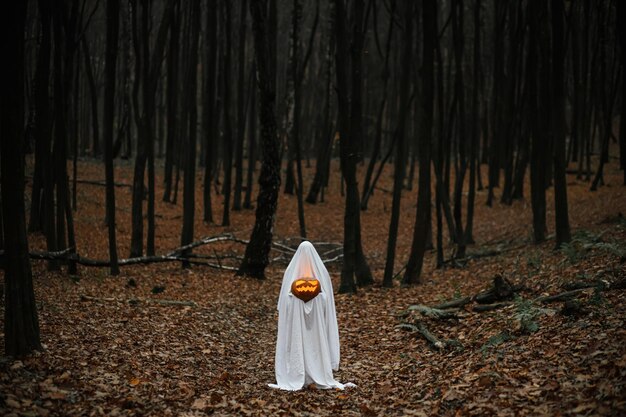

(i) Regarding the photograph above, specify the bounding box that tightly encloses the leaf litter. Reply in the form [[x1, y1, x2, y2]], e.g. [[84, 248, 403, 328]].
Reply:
[[0, 158, 625, 416]]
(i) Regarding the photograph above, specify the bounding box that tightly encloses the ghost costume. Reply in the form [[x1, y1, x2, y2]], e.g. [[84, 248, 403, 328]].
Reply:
[[268, 241, 354, 391]]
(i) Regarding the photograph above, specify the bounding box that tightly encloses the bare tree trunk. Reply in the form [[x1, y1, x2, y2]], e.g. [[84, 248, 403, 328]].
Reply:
[[465, 0, 480, 245], [361, 0, 395, 211], [28, 0, 52, 234], [383, 1, 412, 288], [618, 0, 626, 185], [452, 0, 467, 258], [181, 0, 201, 268], [291, 0, 307, 238], [237, 0, 282, 279], [1, 0, 42, 356], [244, 64, 257, 209], [203, 0, 217, 222], [130, 0, 173, 256], [163, 0, 180, 203], [52, 0, 78, 275], [529, 0, 548, 243], [403, 0, 435, 286], [81, 38, 100, 159], [306, 11, 334, 205], [486, 0, 506, 207], [233, 0, 247, 211], [551, 0, 571, 247], [221, 0, 233, 226], [333, 0, 372, 293], [103, 0, 121, 275]]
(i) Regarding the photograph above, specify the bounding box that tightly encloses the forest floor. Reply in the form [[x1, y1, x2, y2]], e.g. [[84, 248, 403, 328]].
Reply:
[[1, 155, 626, 416]]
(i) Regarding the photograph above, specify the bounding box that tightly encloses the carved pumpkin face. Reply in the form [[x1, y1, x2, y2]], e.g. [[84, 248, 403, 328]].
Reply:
[[291, 277, 321, 303]]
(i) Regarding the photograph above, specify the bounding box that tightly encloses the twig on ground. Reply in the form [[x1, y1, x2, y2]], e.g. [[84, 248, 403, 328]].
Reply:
[[397, 322, 444, 350], [408, 304, 458, 320]]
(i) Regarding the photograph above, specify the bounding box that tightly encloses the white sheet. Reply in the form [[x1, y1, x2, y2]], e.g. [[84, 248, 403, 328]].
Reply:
[[268, 241, 354, 391]]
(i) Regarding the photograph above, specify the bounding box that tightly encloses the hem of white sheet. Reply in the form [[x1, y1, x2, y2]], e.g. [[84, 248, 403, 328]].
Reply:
[[268, 382, 356, 391]]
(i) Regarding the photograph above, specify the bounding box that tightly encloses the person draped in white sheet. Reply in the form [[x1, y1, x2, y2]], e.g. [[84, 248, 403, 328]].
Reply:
[[268, 241, 354, 391]]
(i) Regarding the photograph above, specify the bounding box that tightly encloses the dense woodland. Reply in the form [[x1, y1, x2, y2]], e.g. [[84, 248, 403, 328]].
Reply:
[[1, 0, 626, 415]]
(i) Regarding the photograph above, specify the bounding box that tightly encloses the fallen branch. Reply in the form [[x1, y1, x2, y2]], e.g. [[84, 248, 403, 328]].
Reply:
[[320, 247, 343, 258], [397, 322, 444, 350], [408, 304, 458, 320], [18, 247, 74, 260], [433, 297, 472, 310], [186, 253, 242, 261], [74, 179, 132, 188], [5, 249, 238, 271], [271, 241, 298, 254], [535, 289, 587, 304], [322, 254, 344, 264], [473, 302, 512, 312], [80, 294, 196, 307], [167, 234, 235, 256]]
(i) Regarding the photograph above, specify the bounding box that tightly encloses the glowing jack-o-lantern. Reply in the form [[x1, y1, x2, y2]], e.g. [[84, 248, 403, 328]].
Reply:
[[291, 277, 321, 303]]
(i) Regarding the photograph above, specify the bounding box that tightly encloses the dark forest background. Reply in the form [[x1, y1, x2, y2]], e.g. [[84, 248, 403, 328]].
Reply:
[[1, 0, 625, 358]]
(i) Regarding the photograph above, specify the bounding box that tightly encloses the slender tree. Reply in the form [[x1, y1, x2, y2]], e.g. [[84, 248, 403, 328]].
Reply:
[[291, 0, 307, 238], [103, 0, 121, 275], [403, 0, 435, 285], [244, 65, 257, 209], [551, 0, 571, 247], [615, 1, 626, 185], [529, 0, 548, 243], [163, 0, 181, 203], [129, 0, 173, 256], [233, 0, 248, 211], [1, 0, 42, 356], [465, 0, 481, 245], [28, 0, 53, 235], [52, 0, 78, 275], [452, 0, 467, 258], [383, 1, 412, 287], [203, 0, 217, 222], [237, 0, 282, 279], [333, 0, 373, 293], [180, 0, 201, 267], [221, 0, 233, 226], [361, 0, 395, 211]]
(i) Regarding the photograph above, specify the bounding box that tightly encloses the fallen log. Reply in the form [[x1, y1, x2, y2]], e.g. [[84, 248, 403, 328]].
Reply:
[[397, 322, 444, 350], [433, 297, 472, 310], [80, 294, 197, 307], [408, 304, 458, 320]]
